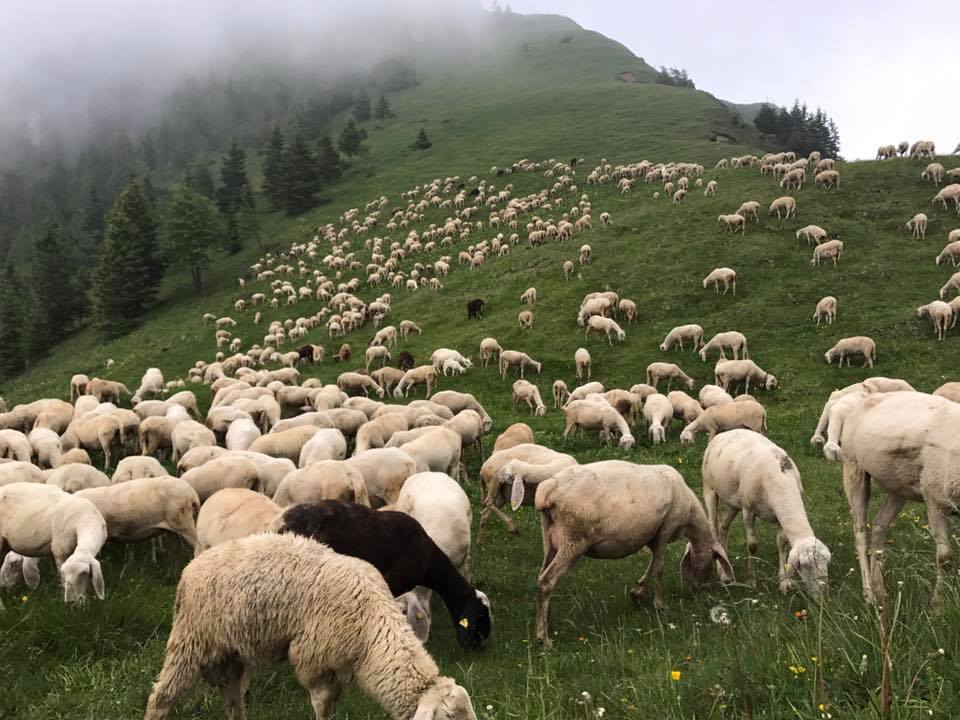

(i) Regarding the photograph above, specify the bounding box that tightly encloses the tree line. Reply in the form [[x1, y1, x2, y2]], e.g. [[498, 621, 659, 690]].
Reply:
[[753, 100, 841, 159]]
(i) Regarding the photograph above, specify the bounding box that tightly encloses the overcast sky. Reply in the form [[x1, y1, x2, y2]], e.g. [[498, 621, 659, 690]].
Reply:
[[508, 0, 958, 160]]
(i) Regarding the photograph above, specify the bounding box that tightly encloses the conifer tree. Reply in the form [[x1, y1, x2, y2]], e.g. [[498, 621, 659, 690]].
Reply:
[[281, 134, 319, 215], [412, 127, 432, 150], [218, 138, 254, 213], [338, 118, 365, 156], [374, 93, 393, 121], [162, 182, 225, 292], [27, 219, 83, 355], [80, 184, 106, 255], [353, 92, 372, 122], [316, 135, 343, 184], [0, 259, 25, 378], [186, 162, 216, 199], [262, 127, 286, 208]]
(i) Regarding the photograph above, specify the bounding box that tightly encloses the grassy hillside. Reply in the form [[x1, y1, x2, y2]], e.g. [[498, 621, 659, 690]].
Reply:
[[4, 13, 960, 720]]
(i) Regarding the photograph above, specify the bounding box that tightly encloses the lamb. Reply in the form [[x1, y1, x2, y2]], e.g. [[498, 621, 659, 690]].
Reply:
[[667, 390, 703, 424], [492, 423, 535, 453], [824, 336, 876, 368], [273, 460, 370, 507], [394, 365, 437, 397], [518, 310, 534, 330], [702, 430, 830, 596], [698, 331, 748, 361], [814, 170, 840, 189], [735, 200, 760, 222], [520, 286, 537, 304], [0, 483, 107, 603], [646, 362, 695, 391], [573, 348, 591, 380], [906, 213, 928, 239], [143, 533, 478, 719], [534, 461, 733, 646], [479, 337, 503, 367], [702, 267, 737, 295], [299, 428, 348, 467], [811, 239, 843, 266], [363, 345, 391, 371], [552, 380, 569, 408], [813, 296, 838, 326], [838, 391, 960, 604], [111, 456, 169, 484], [714, 359, 778, 393], [659, 324, 704, 352], [70, 374, 90, 401], [274, 501, 491, 650], [562, 399, 635, 449], [796, 225, 828, 245], [337, 371, 385, 398], [585, 315, 625, 344], [76, 477, 200, 549], [180, 456, 261, 502], [698, 384, 734, 409], [917, 301, 953, 340], [498, 350, 542, 379], [679, 400, 767, 444], [768, 196, 797, 220], [922, 162, 945, 185], [347, 448, 419, 506], [512, 379, 546, 417], [394, 471, 472, 641], [717, 213, 745, 233], [399, 320, 422, 341], [194, 488, 282, 553], [642, 393, 674, 444]]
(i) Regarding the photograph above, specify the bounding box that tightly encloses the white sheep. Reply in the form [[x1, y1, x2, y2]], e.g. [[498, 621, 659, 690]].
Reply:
[[574, 348, 591, 379], [698, 384, 734, 409], [922, 162, 945, 185], [498, 350, 541, 379], [518, 310, 534, 330], [768, 196, 797, 220], [273, 460, 370, 507], [940, 270, 960, 299], [906, 213, 928, 239], [811, 239, 843, 266], [824, 336, 876, 368], [698, 331, 748, 361], [717, 214, 745, 233], [702, 430, 830, 595], [679, 400, 767, 444], [299, 428, 348, 467], [111, 456, 169, 484], [659, 324, 703, 352], [646, 362, 695, 391], [363, 345, 391, 370], [585, 315, 625, 344], [552, 380, 569, 408], [642, 393, 673, 444], [714, 359, 778, 393], [512, 379, 546, 417], [520, 286, 537, 304], [917, 301, 953, 340], [702, 267, 737, 295], [735, 200, 760, 222], [561, 399, 634, 449], [796, 225, 828, 245], [180, 456, 261, 501], [479, 337, 503, 367], [813, 296, 838, 326], [814, 170, 840, 189], [195, 488, 282, 553]]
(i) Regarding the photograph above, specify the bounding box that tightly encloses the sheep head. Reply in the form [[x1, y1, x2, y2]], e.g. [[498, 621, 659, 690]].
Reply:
[[786, 538, 832, 599], [60, 551, 105, 605], [679, 428, 695, 445], [680, 541, 734, 588]]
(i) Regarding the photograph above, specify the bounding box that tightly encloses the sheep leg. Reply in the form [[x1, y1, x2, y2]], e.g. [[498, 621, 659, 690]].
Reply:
[[303, 672, 341, 720], [485, 500, 519, 536], [843, 461, 876, 603], [535, 542, 586, 647], [925, 499, 953, 609], [143, 642, 203, 720], [716, 507, 738, 582], [216, 661, 251, 720], [868, 494, 905, 605], [775, 527, 791, 593], [743, 510, 759, 589], [631, 540, 670, 611]]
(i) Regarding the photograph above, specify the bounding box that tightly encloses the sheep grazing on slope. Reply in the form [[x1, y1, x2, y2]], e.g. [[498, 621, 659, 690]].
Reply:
[[492, 423, 535, 453], [702, 430, 830, 597], [534, 461, 733, 647], [906, 213, 928, 239], [702, 267, 737, 295], [713, 359, 778, 393], [698, 331, 748, 361], [646, 362, 695, 391], [917, 301, 954, 340], [813, 296, 838, 326], [825, 336, 876, 368], [561, 399, 635, 449], [679, 400, 767, 444], [811, 239, 843, 266], [768, 196, 797, 220], [512, 379, 546, 417], [143, 533, 478, 720], [659, 324, 704, 352], [273, 500, 491, 649], [552, 380, 569, 408], [796, 225, 828, 245]]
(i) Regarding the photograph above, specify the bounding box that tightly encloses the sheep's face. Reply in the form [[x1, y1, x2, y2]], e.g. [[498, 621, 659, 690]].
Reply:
[[787, 539, 832, 599], [823, 351, 834, 364], [684, 378, 695, 389], [454, 590, 491, 649], [616, 330, 626, 342], [535, 404, 546, 418], [765, 375, 779, 390], [679, 429, 694, 445], [60, 554, 105, 605], [659, 342, 668, 352], [619, 433, 635, 450], [413, 678, 478, 720], [680, 542, 734, 587]]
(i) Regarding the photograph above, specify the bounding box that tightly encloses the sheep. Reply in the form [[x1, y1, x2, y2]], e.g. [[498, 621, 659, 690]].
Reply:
[[814, 170, 840, 189], [552, 380, 569, 408], [768, 196, 797, 220], [561, 399, 634, 449], [702, 267, 737, 295], [85, 378, 131, 404], [499, 350, 542, 379], [0, 551, 40, 590], [354, 413, 409, 455], [394, 471, 472, 641], [576, 297, 612, 326], [579, 244, 592, 265], [28, 427, 62, 469], [512, 379, 546, 417], [225, 417, 261, 451], [585, 315, 625, 344], [935, 381, 960, 404], [698, 331, 748, 361], [906, 213, 928, 239], [274, 501, 491, 650], [917, 301, 954, 340], [394, 365, 437, 397], [534, 461, 734, 646], [837, 391, 960, 604], [46, 463, 111, 493], [698, 384, 734, 409], [811, 239, 843, 266], [479, 337, 502, 367], [704, 179, 718, 197], [0, 483, 107, 603], [562, 260, 574, 279], [659, 324, 704, 352], [680, 400, 767, 444], [520, 286, 537, 304], [518, 310, 534, 330], [940, 271, 960, 299], [442, 410, 486, 461], [371, 366, 405, 394], [111, 456, 169, 484], [398, 320, 422, 342], [617, 298, 638, 322], [667, 390, 703, 425], [825, 336, 877, 368], [363, 345, 391, 371], [702, 430, 830, 596], [574, 347, 591, 380], [393, 426, 463, 481], [713, 360, 776, 396], [194, 488, 282, 553], [76, 477, 200, 549], [0, 461, 46, 486], [735, 200, 760, 222], [345, 447, 415, 507], [337, 371, 385, 398], [170, 420, 216, 462], [642, 393, 673, 444], [932, 184, 960, 211], [428, 390, 493, 433], [143, 533, 478, 719], [796, 225, 828, 245], [274, 460, 370, 507], [922, 162, 945, 185], [70, 374, 90, 401], [780, 169, 805, 191], [492, 423, 535, 453], [0, 428, 31, 462], [717, 213, 745, 233], [813, 296, 838, 326], [565, 381, 605, 404], [180, 456, 261, 502], [877, 144, 896, 160], [299, 428, 348, 467], [646, 362, 695, 391], [131, 367, 164, 404]]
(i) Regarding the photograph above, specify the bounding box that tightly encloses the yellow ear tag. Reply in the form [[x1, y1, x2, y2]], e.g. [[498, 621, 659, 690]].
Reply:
[[416, 612, 425, 621], [459, 618, 469, 628]]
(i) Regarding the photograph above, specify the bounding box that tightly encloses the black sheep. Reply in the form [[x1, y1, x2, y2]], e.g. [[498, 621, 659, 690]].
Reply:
[[397, 351, 415, 370], [466, 298, 485, 320], [275, 500, 491, 649]]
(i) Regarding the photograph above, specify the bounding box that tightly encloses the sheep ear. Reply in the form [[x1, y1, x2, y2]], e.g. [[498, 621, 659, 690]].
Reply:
[[712, 544, 735, 581], [90, 559, 105, 600], [678, 542, 694, 582], [510, 475, 525, 511], [476, 589, 491, 613]]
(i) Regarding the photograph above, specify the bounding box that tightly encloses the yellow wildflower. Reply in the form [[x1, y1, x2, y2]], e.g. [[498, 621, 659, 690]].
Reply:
[[670, 670, 681, 681]]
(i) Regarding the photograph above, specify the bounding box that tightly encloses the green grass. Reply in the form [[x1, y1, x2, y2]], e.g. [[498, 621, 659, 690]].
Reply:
[[4, 15, 960, 720]]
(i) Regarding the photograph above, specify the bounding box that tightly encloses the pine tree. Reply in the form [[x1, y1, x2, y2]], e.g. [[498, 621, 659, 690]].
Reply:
[[316, 135, 343, 184], [140, 133, 157, 170], [353, 92, 372, 122], [186, 162, 216, 199], [282, 134, 320, 215], [0, 258, 25, 378], [80, 184, 106, 254], [218, 138, 254, 213], [753, 104, 780, 135], [412, 127, 432, 150], [338, 118, 365, 156], [162, 182, 226, 292], [224, 212, 242, 255], [374, 93, 393, 121], [90, 177, 162, 337], [262, 127, 286, 209], [27, 219, 83, 356]]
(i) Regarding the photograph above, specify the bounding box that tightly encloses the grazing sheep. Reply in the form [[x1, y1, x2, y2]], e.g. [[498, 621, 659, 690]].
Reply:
[[813, 296, 838, 326], [518, 310, 534, 330], [659, 324, 704, 352], [299, 429, 348, 467], [932, 184, 960, 211], [796, 225, 828, 245], [699, 384, 734, 409], [194, 488, 281, 553], [363, 345, 391, 371], [520, 287, 537, 304], [493, 423, 535, 453], [171, 420, 216, 463], [429, 390, 493, 433], [646, 362, 695, 391], [499, 350, 542, 379], [512, 379, 546, 417], [394, 365, 437, 398], [714, 359, 778, 393], [347, 448, 418, 506], [28, 427, 62, 469], [111, 456, 169, 484], [814, 170, 840, 189], [585, 315, 625, 344], [735, 200, 761, 222], [917, 301, 954, 340], [562, 399, 634, 449], [478, 338, 502, 367], [562, 260, 574, 279], [46, 463, 111, 493], [225, 417, 261, 452], [143, 533, 478, 719], [274, 460, 370, 507], [940, 271, 960, 299], [574, 348, 591, 380], [717, 214, 745, 233], [907, 213, 928, 239], [618, 298, 638, 322], [180, 456, 261, 503], [70, 374, 90, 401], [768, 196, 797, 220], [702, 430, 830, 596], [811, 239, 843, 266], [667, 390, 703, 425], [825, 336, 877, 368], [534, 461, 733, 646], [466, 298, 485, 319], [552, 380, 569, 408], [565, 381, 605, 404], [702, 267, 737, 295], [698, 331, 748, 361], [922, 162, 945, 185], [337, 371, 385, 398], [642, 393, 673, 444], [933, 381, 960, 403], [680, 400, 767, 444]]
